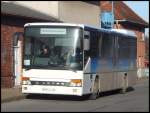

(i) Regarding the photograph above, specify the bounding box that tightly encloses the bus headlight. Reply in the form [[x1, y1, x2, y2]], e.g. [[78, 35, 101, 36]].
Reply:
[[70, 79, 82, 87], [22, 77, 30, 85], [22, 80, 31, 85]]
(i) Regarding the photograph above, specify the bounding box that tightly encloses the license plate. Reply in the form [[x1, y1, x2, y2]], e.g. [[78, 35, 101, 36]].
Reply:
[[42, 87, 56, 92]]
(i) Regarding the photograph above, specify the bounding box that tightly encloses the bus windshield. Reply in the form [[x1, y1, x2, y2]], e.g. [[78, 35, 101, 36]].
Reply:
[[23, 26, 83, 70]]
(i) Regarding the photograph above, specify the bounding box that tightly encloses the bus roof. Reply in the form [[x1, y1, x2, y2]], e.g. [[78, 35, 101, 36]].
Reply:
[[24, 23, 136, 37], [83, 25, 137, 37], [110, 29, 137, 37], [24, 23, 84, 28]]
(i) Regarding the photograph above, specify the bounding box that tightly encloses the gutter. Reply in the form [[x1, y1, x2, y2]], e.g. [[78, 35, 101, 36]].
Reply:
[[1, 1, 60, 22], [115, 19, 149, 28]]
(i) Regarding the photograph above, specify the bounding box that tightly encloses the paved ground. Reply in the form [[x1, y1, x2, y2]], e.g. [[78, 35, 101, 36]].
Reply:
[[1, 86, 25, 103], [1, 78, 149, 112]]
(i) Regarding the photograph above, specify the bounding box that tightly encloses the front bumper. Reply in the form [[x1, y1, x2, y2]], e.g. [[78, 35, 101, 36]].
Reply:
[[22, 85, 83, 96]]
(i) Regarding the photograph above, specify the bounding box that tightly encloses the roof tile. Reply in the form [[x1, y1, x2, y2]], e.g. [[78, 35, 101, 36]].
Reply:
[[100, 1, 149, 27]]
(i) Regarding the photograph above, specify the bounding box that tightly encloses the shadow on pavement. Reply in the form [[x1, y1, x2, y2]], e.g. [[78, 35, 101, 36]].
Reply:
[[26, 94, 89, 101], [98, 87, 135, 98], [126, 87, 135, 92]]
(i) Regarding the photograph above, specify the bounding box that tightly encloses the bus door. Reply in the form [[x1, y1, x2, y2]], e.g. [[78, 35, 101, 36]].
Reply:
[[83, 31, 93, 93]]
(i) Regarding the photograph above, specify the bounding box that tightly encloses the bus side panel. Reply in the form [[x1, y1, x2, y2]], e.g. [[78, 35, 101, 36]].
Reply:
[[98, 72, 116, 92], [127, 38, 137, 87], [115, 70, 137, 89], [116, 71, 126, 88], [127, 70, 137, 86], [82, 73, 92, 94], [100, 71, 136, 91], [97, 33, 116, 92], [116, 36, 137, 88], [83, 26, 137, 94]]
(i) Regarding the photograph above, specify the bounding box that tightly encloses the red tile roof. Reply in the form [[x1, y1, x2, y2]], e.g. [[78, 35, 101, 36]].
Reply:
[[100, 1, 149, 28]]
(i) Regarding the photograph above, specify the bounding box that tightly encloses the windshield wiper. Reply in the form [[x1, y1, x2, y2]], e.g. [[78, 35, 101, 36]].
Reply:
[[48, 64, 60, 67], [24, 66, 31, 70], [25, 68, 31, 70]]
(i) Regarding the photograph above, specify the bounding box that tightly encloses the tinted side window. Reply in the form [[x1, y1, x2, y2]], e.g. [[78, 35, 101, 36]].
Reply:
[[128, 38, 136, 59], [101, 33, 113, 58], [118, 36, 129, 59], [90, 30, 99, 57]]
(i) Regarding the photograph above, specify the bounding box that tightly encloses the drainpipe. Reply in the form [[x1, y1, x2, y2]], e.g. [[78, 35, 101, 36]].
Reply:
[[112, 1, 114, 28], [112, 1, 114, 17], [13, 32, 23, 87], [116, 20, 119, 29]]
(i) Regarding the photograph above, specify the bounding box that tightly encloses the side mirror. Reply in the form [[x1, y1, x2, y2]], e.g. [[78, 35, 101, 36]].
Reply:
[[84, 31, 90, 51], [13, 32, 24, 46]]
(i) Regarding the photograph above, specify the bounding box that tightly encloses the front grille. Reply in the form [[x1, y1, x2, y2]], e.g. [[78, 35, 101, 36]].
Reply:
[[31, 81, 69, 86]]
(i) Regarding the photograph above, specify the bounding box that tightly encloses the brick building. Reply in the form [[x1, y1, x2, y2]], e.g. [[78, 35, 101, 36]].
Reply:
[[100, 1, 149, 69], [1, 10, 55, 88], [1, 1, 100, 88]]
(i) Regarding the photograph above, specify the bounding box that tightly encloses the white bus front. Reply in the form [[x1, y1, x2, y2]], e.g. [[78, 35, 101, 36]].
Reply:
[[22, 23, 84, 96]]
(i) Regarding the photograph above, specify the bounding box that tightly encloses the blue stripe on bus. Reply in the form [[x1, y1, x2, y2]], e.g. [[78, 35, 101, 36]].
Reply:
[[91, 58, 98, 73], [117, 59, 130, 70], [90, 58, 136, 72]]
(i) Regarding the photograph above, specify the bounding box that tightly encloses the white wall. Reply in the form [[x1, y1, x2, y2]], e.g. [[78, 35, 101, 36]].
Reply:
[[59, 1, 100, 27], [13, 1, 59, 18], [2, 1, 101, 27]]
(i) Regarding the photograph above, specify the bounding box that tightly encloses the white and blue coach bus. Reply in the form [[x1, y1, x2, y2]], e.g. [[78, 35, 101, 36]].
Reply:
[[22, 23, 137, 99]]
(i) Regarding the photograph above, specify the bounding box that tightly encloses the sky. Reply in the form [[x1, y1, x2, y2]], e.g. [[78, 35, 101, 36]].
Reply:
[[123, 1, 149, 36]]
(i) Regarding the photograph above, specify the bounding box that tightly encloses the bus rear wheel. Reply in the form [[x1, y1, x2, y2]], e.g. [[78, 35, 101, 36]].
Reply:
[[89, 78, 99, 100], [120, 74, 128, 94]]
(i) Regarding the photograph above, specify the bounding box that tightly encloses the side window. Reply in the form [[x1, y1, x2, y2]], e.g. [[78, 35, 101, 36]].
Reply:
[[90, 31, 99, 57], [84, 31, 90, 51], [98, 33, 103, 57], [128, 38, 136, 59], [84, 30, 90, 66], [118, 36, 129, 59], [101, 33, 113, 58]]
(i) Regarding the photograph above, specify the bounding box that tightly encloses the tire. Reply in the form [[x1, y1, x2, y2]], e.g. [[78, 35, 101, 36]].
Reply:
[[120, 87, 126, 94], [89, 77, 99, 100]]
